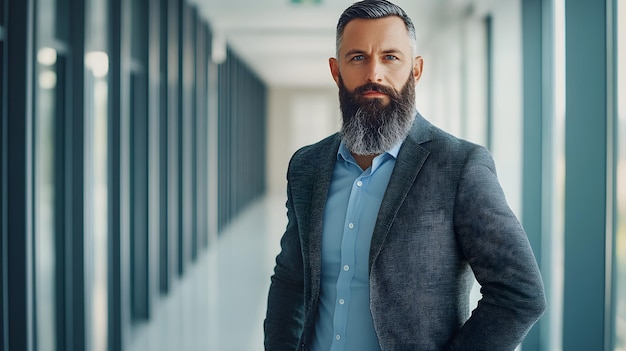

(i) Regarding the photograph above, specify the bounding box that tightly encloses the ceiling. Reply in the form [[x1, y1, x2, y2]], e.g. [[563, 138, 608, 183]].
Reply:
[[189, 0, 463, 88]]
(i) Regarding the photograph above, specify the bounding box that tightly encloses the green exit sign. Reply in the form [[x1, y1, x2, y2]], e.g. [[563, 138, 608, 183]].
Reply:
[[291, 0, 321, 4]]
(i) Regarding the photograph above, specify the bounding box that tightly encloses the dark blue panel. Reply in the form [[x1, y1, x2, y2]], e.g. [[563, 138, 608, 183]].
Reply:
[[5, 0, 33, 350], [563, 0, 608, 350], [521, 0, 546, 348]]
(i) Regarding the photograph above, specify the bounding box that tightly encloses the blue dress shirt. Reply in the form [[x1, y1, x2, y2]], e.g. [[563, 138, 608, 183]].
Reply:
[[312, 141, 400, 351]]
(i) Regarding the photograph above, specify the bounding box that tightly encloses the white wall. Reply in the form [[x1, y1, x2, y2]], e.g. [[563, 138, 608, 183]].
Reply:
[[266, 87, 340, 195], [266, 0, 524, 217], [416, 15, 465, 137], [419, 0, 523, 216], [483, 0, 524, 217]]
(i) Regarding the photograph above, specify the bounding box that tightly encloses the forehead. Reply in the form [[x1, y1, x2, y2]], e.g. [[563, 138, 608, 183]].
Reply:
[[340, 16, 412, 54]]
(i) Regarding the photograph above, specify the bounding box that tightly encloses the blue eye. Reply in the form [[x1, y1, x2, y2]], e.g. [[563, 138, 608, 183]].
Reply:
[[351, 55, 365, 61], [384, 55, 398, 60]]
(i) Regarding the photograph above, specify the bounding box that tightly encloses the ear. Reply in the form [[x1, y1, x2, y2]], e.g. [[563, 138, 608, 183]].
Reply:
[[412, 56, 424, 82], [329, 57, 340, 86]]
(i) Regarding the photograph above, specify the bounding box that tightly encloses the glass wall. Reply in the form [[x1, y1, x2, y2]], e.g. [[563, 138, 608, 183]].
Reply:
[[0, 19, 3, 351], [217, 47, 267, 231], [3, 0, 264, 349], [34, 0, 65, 349], [34, 44, 59, 351], [615, 1, 625, 349], [0, 8, 4, 351], [549, 0, 566, 349], [84, 0, 109, 350]]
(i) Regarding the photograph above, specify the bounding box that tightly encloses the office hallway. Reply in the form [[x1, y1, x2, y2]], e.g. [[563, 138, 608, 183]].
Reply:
[[127, 193, 286, 351], [3, 0, 625, 350]]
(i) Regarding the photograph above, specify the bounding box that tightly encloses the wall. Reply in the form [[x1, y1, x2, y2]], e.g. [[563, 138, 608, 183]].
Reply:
[[266, 86, 339, 195]]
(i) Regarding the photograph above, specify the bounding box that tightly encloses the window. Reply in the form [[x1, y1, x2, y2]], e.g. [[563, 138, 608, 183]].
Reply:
[[0, 0, 4, 27], [548, 0, 566, 349], [34, 0, 66, 342], [614, 1, 625, 349]]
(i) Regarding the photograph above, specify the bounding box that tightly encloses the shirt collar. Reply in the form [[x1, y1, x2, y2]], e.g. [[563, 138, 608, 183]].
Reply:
[[337, 140, 403, 162]]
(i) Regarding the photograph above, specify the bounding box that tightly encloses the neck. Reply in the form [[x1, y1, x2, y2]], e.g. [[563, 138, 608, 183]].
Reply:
[[351, 153, 378, 170]]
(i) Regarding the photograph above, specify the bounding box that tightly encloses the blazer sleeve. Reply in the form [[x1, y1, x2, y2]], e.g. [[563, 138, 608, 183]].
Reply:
[[447, 146, 546, 350], [264, 170, 306, 350]]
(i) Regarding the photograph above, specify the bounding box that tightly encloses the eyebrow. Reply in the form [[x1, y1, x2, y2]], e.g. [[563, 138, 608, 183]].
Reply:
[[343, 48, 404, 59]]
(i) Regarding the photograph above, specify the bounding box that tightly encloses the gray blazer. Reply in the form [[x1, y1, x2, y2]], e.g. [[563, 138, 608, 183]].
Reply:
[[264, 114, 546, 351]]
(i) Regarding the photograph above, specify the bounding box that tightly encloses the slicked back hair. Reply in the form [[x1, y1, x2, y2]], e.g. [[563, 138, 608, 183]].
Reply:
[[336, 0, 417, 58]]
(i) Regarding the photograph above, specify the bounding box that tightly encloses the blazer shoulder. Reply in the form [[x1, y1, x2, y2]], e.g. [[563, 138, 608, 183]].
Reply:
[[290, 133, 341, 167], [415, 117, 485, 159]]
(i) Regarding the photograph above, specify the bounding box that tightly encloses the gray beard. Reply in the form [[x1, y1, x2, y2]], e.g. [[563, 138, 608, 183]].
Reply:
[[339, 74, 416, 156], [341, 103, 415, 155]]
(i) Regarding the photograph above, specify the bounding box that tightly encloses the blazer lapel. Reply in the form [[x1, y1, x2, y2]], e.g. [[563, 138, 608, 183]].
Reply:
[[368, 114, 432, 273], [305, 134, 341, 300]]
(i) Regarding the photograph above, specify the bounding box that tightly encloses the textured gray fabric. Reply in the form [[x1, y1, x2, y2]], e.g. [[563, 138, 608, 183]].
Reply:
[[264, 113, 546, 351]]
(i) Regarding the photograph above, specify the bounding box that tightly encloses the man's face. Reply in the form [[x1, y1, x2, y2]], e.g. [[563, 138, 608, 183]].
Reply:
[[329, 16, 422, 105], [337, 68, 416, 156], [330, 16, 423, 156]]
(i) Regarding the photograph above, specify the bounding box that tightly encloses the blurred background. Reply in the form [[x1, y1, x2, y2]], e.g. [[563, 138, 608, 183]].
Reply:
[[1, 0, 625, 350]]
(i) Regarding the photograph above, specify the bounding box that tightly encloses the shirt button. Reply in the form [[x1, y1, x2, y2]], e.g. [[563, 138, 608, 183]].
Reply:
[[356, 180, 363, 187], [348, 223, 354, 229], [339, 298, 345, 305], [343, 265, 350, 271], [336, 335, 341, 341]]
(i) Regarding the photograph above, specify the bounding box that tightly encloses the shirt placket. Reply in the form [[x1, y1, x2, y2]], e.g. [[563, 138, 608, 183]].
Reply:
[[330, 173, 368, 350]]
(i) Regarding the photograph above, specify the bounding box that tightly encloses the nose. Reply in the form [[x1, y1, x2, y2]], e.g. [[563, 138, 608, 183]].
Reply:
[[365, 60, 383, 83]]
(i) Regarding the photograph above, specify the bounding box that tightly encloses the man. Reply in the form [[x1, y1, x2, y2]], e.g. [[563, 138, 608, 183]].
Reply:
[[264, 1, 546, 350]]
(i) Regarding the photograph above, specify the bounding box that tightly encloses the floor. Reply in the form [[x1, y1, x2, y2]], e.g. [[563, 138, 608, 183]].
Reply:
[[125, 192, 483, 351], [128, 193, 286, 351]]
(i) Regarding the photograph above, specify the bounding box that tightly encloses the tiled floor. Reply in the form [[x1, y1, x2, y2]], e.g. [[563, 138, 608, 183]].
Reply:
[[128, 193, 286, 351]]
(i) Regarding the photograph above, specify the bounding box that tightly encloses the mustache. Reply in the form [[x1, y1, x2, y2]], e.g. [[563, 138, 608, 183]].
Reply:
[[353, 83, 399, 98]]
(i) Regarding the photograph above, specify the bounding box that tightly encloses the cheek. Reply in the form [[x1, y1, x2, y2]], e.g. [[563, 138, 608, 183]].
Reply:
[[389, 69, 412, 88], [389, 68, 413, 82], [338, 70, 363, 91]]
